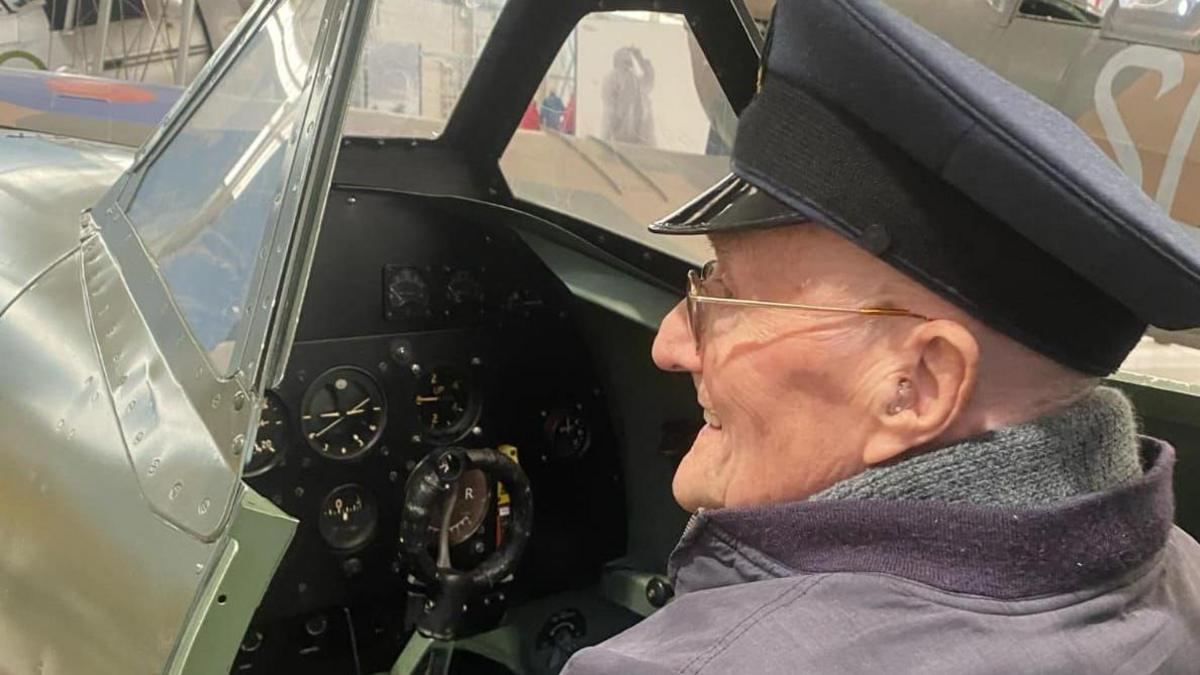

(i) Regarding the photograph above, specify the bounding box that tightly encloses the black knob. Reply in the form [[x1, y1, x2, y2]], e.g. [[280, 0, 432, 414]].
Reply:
[[305, 614, 328, 637], [341, 557, 364, 578], [646, 577, 674, 608]]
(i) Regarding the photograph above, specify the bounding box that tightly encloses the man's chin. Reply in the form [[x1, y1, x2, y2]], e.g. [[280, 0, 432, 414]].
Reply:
[[671, 438, 729, 512]]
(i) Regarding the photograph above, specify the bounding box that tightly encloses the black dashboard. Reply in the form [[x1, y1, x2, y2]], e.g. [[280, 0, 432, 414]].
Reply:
[[232, 187, 628, 673]]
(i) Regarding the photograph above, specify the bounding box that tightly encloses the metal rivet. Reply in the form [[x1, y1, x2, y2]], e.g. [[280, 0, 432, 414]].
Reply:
[[231, 434, 246, 456], [232, 391, 247, 411], [198, 498, 211, 515], [210, 394, 222, 409], [169, 482, 183, 500]]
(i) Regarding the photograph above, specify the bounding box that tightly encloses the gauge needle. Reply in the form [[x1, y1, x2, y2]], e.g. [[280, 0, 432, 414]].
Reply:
[[415, 396, 440, 404], [311, 398, 371, 439]]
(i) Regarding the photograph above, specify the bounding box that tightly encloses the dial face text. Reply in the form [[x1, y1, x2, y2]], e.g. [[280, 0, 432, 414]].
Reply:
[[428, 469, 491, 546], [246, 391, 287, 476], [318, 484, 379, 550], [414, 366, 474, 440], [301, 368, 386, 460]]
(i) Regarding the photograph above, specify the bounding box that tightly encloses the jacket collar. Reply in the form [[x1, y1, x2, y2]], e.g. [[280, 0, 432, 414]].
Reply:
[[669, 438, 1175, 600]]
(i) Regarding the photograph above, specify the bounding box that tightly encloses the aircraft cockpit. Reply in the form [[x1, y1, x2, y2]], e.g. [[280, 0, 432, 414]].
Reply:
[[1, 0, 1198, 673]]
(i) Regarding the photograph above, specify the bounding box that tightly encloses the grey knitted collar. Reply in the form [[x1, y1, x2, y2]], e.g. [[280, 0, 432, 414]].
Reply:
[[809, 386, 1142, 507]]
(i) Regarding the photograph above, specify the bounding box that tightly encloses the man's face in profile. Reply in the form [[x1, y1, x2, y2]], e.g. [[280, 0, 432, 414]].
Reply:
[[651, 226, 905, 511]]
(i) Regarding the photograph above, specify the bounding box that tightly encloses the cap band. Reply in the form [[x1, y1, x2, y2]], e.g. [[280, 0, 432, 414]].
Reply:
[[732, 77, 1144, 375]]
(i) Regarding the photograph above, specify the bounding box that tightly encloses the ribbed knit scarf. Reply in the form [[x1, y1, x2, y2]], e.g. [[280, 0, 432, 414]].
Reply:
[[810, 386, 1142, 507]]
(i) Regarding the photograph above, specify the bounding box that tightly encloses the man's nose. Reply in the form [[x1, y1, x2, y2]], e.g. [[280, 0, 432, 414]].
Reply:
[[652, 301, 702, 373]]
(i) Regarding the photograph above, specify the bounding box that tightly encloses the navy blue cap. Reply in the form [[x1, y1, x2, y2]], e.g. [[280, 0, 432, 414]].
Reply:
[[652, 0, 1200, 376]]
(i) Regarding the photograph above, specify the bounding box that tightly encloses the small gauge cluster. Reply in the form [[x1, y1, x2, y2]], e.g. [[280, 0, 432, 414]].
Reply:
[[383, 265, 493, 324]]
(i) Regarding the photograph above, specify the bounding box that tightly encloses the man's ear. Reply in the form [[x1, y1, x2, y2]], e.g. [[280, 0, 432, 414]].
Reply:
[[862, 320, 979, 466]]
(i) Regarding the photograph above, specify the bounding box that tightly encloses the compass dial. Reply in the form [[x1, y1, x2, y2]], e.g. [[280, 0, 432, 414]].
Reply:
[[300, 367, 386, 460], [246, 391, 287, 477]]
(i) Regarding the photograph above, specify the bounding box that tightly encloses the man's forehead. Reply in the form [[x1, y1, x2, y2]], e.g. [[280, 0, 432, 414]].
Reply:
[[706, 223, 829, 261]]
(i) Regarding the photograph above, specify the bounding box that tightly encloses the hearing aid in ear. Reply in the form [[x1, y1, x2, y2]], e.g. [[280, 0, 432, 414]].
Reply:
[[886, 378, 914, 415]]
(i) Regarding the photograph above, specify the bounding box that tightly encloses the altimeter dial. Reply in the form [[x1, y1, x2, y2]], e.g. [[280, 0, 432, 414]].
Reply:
[[300, 367, 386, 460], [246, 391, 287, 477]]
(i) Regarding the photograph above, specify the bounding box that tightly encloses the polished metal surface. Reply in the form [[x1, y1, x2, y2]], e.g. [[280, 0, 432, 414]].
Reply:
[[0, 133, 132, 317], [81, 225, 243, 538], [0, 251, 222, 674], [0, 1, 361, 671]]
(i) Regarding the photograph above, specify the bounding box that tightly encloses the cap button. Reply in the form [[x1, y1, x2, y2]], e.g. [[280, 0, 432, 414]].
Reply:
[[857, 223, 892, 255]]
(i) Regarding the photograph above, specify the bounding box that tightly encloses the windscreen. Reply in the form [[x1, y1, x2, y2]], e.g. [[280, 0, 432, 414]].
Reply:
[[499, 11, 734, 265], [126, 0, 326, 375], [342, 0, 510, 139]]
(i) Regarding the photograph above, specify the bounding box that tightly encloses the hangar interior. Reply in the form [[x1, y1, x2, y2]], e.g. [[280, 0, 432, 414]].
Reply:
[[0, 1, 1198, 673]]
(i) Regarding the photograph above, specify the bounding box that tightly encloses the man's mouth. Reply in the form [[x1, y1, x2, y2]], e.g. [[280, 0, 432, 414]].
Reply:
[[703, 409, 723, 430]]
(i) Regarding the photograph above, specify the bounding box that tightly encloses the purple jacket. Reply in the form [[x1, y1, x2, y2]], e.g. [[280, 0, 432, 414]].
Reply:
[[564, 439, 1200, 674]]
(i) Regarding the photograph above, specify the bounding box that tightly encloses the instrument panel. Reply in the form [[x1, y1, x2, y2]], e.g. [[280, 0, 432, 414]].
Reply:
[[233, 189, 626, 673]]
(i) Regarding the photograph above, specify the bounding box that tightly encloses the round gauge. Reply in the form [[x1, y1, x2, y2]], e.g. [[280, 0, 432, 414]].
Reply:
[[414, 366, 476, 439], [446, 269, 486, 308], [300, 367, 386, 460], [385, 266, 429, 319], [318, 484, 379, 550], [428, 469, 491, 546], [545, 408, 592, 460], [246, 391, 288, 476]]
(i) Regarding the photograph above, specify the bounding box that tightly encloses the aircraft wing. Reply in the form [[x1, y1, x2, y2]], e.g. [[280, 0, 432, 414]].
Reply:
[[0, 67, 181, 146]]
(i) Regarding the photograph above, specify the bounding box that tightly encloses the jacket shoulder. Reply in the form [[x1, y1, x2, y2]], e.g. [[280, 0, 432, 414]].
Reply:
[[565, 552, 1200, 675]]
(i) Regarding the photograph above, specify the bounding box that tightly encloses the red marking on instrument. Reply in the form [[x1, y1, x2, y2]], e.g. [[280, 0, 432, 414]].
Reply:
[[47, 77, 156, 104]]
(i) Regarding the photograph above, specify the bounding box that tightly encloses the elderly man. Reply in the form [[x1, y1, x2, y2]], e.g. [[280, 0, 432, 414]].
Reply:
[[563, 0, 1200, 672]]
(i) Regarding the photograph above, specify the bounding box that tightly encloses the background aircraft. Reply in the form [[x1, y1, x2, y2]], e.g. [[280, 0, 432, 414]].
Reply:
[[0, 1, 1196, 673]]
